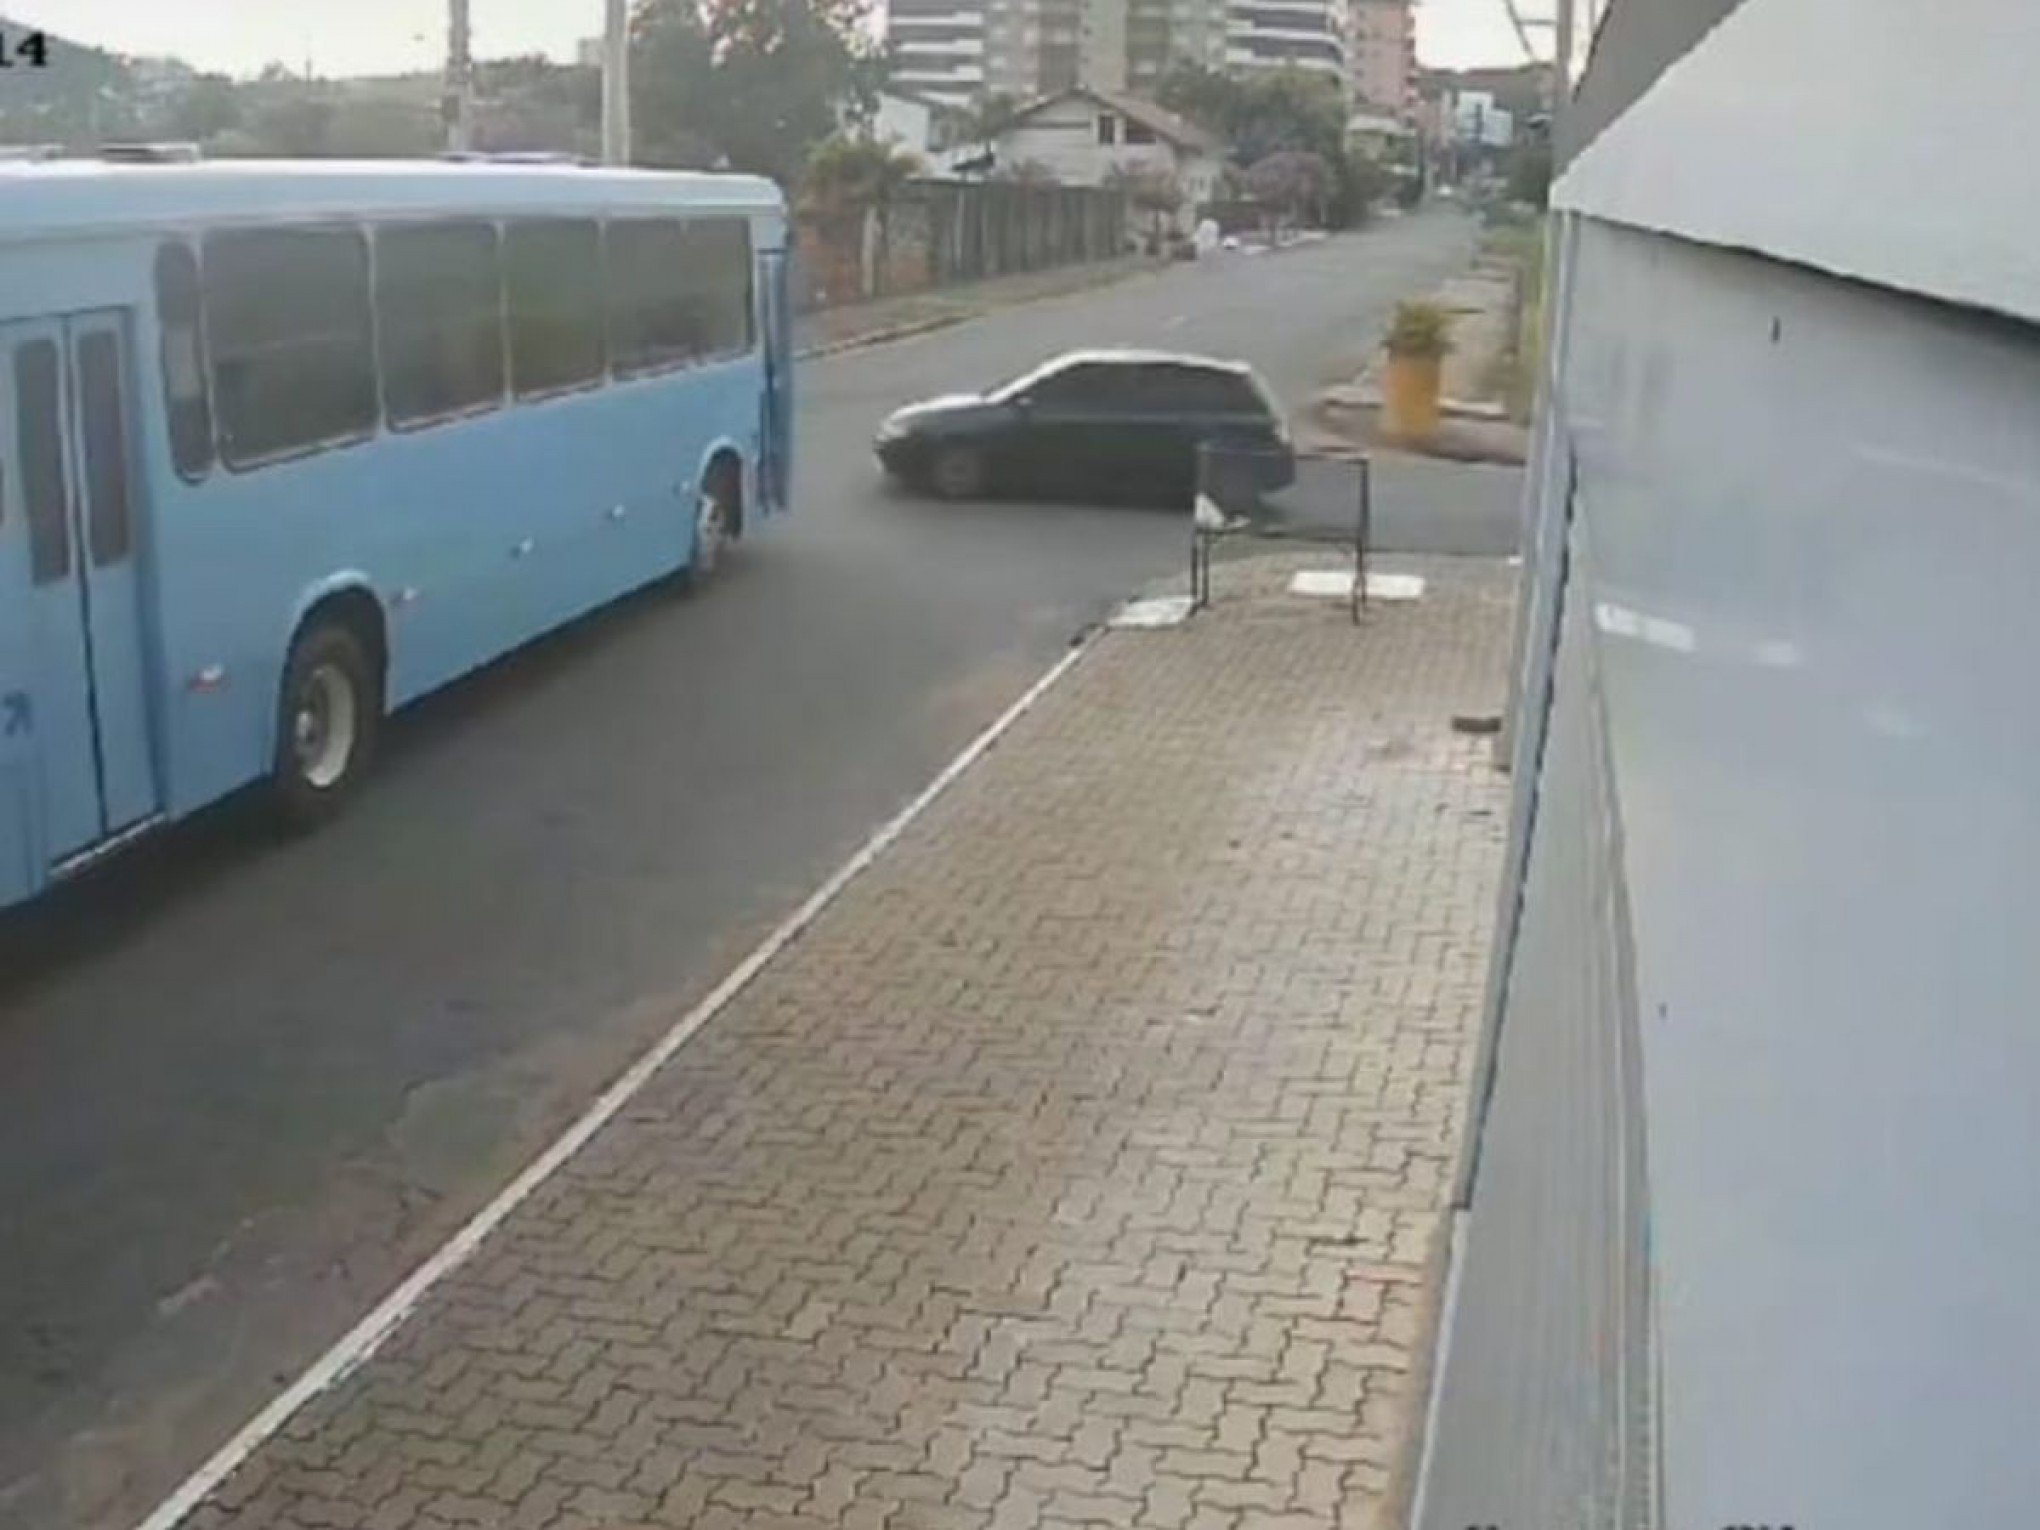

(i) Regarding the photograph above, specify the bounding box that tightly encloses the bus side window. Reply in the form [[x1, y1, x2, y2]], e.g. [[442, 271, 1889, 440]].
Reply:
[[606, 218, 695, 376], [504, 219, 605, 399], [154, 240, 214, 479], [377, 220, 505, 428], [203, 225, 377, 468]]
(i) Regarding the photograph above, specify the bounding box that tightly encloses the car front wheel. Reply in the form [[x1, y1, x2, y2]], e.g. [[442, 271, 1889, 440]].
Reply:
[[929, 443, 986, 500]]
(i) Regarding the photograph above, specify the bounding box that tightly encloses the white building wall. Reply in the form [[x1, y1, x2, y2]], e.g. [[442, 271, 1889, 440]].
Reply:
[[995, 99, 1219, 229], [1566, 216, 2040, 1527], [863, 93, 937, 153], [1422, 205, 2040, 1530]]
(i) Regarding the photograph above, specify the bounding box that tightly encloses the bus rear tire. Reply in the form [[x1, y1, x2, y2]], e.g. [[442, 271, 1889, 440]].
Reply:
[[271, 620, 379, 832], [686, 459, 742, 586]]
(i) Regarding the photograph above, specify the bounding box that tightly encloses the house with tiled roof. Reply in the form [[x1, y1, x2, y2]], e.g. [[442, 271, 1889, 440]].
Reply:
[[984, 86, 1224, 234]]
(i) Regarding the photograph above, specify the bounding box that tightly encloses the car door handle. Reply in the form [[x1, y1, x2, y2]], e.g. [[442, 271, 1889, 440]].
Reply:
[[512, 538, 535, 559], [608, 504, 628, 523]]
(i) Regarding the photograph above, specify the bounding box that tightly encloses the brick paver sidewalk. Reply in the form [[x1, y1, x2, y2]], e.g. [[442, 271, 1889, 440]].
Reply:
[[186, 554, 1514, 1530]]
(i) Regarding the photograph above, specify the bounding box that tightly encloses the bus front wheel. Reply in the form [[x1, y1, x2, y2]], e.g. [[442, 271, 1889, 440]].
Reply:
[[271, 620, 380, 831]]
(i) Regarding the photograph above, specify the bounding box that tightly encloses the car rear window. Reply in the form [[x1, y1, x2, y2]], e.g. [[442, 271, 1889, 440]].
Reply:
[[1151, 365, 1265, 415]]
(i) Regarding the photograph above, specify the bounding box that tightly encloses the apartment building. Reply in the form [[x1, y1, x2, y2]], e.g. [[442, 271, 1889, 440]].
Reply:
[[1347, 0, 1415, 113], [1227, 0, 1348, 83], [887, 0, 990, 104], [889, 0, 1322, 105]]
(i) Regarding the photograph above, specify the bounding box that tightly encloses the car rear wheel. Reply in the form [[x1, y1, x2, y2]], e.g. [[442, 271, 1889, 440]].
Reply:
[[929, 444, 986, 500]]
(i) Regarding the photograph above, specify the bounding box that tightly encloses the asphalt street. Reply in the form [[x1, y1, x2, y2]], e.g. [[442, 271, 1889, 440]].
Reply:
[[0, 205, 1509, 1530]]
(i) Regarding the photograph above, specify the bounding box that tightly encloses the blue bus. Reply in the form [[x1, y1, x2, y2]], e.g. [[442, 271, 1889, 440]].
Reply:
[[0, 158, 793, 910]]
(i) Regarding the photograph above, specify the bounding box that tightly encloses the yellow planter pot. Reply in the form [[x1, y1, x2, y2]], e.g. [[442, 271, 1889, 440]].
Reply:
[[1382, 353, 1443, 443]]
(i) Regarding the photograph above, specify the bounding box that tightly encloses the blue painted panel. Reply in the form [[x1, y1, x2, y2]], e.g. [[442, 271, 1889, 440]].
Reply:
[[0, 184, 787, 909], [0, 430, 46, 906], [67, 310, 161, 835], [2, 318, 103, 861]]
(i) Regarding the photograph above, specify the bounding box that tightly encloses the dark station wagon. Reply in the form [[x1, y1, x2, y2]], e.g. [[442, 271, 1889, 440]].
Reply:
[[875, 348, 1295, 505]]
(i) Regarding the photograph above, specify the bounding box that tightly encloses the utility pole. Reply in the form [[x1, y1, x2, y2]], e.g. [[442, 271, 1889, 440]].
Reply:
[[601, 0, 631, 165], [1552, 0, 1576, 132], [444, 0, 474, 152]]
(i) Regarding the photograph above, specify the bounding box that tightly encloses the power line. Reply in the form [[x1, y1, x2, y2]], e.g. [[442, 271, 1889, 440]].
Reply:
[[1498, 0, 1555, 63]]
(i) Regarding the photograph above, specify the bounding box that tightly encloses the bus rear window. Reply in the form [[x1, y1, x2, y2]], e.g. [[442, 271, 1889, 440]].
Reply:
[[505, 219, 605, 398], [377, 220, 506, 427], [203, 226, 377, 466], [684, 219, 754, 359]]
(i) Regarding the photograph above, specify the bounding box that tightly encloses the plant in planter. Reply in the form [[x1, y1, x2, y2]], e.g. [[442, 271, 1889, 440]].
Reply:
[[1381, 300, 1454, 444]]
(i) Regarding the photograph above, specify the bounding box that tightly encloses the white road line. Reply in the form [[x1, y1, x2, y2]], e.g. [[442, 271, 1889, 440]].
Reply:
[[131, 637, 1098, 1530]]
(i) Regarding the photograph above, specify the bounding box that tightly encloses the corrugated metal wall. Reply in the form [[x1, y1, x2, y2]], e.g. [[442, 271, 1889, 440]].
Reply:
[[1416, 498, 1654, 1530]]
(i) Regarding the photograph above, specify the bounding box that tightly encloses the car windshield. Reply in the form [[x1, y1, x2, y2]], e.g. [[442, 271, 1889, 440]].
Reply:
[[986, 358, 1065, 402]]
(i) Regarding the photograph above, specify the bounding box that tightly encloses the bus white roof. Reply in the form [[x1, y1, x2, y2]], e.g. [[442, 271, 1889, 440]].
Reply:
[[0, 159, 785, 244]]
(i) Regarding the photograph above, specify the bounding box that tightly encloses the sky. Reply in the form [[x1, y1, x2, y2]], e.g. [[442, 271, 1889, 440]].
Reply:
[[20, 0, 1541, 79]]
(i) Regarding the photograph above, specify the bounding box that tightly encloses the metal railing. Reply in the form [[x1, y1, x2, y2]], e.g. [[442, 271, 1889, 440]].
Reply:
[[1190, 443, 1373, 624]]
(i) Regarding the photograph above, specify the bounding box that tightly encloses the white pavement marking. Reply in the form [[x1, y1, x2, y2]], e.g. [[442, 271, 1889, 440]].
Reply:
[[1289, 569, 1427, 601], [1110, 596, 1195, 628], [130, 638, 1098, 1530]]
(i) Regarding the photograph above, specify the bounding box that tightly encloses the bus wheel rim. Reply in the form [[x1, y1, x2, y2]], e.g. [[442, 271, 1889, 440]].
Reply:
[[294, 664, 357, 790]]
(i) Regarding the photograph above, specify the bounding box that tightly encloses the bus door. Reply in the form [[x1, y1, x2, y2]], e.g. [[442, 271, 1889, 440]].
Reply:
[[758, 247, 793, 512], [0, 311, 160, 869]]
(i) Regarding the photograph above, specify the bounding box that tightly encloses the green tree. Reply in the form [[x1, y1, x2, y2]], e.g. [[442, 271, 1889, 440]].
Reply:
[[240, 84, 335, 155], [166, 73, 243, 142], [631, 0, 885, 185], [1106, 163, 1183, 250], [800, 134, 922, 218], [1157, 63, 1373, 227], [474, 56, 601, 156], [1158, 63, 1342, 165], [1245, 148, 1330, 227], [1152, 63, 1234, 142], [0, 20, 137, 144], [955, 90, 1021, 147], [324, 93, 441, 157]]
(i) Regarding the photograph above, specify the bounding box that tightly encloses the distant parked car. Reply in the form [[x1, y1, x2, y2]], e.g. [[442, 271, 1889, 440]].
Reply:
[[874, 349, 1295, 505]]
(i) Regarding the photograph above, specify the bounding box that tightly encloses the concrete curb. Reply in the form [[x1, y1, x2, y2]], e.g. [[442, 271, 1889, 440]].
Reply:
[[796, 311, 973, 362]]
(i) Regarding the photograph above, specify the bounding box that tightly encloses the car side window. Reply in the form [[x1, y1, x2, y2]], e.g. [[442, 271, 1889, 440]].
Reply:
[[1027, 363, 1122, 412]]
